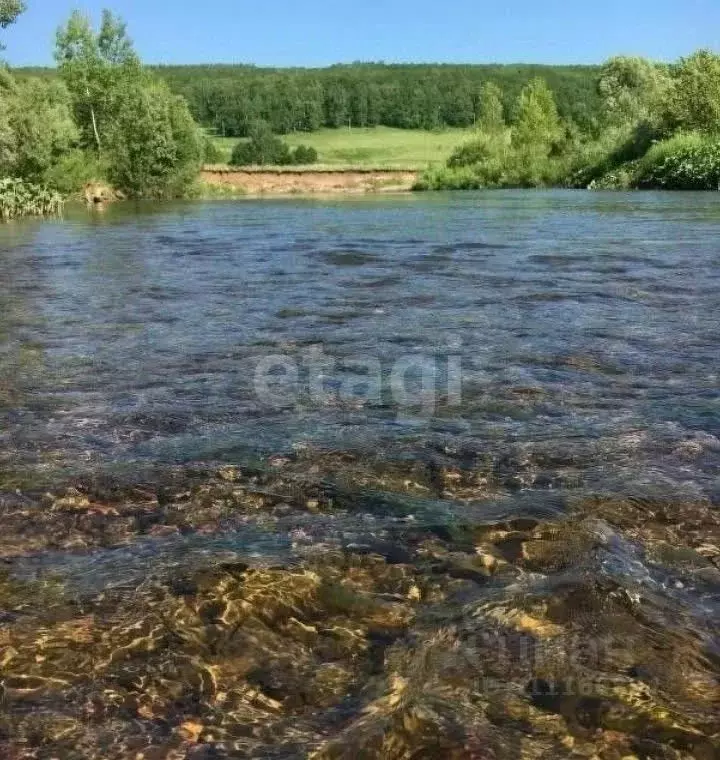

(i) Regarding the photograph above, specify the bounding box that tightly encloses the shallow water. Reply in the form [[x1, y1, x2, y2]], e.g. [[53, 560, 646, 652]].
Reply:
[[1, 191, 719, 758], [2, 192, 720, 478]]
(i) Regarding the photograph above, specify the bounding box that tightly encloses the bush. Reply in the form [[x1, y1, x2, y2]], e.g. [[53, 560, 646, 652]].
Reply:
[[428, 127, 575, 190], [8, 78, 78, 184], [230, 121, 319, 166], [291, 144, 318, 165], [636, 134, 720, 189], [444, 132, 511, 186], [0, 75, 79, 186], [586, 165, 638, 190], [230, 121, 290, 166], [42, 149, 107, 195], [414, 165, 486, 191], [664, 50, 720, 134], [447, 139, 495, 168]]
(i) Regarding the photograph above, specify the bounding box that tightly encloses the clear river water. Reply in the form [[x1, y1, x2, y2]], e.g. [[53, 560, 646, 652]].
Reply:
[[0, 191, 719, 759]]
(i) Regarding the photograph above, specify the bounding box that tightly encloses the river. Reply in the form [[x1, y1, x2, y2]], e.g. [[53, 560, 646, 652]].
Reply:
[[1, 191, 718, 758]]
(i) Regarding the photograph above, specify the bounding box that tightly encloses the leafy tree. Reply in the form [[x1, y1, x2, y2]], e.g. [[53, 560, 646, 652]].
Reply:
[[56, 9, 201, 197], [299, 80, 324, 131], [0, 0, 24, 34], [476, 81, 505, 132], [7, 77, 78, 182], [512, 78, 562, 150], [0, 70, 17, 173], [324, 83, 350, 128], [55, 10, 140, 150], [350, 81, 371, 128], [664, 50, 720, 134], [104, 77, 201, 197], [598, 56, 670, 127], [0, 0, 23, 54]]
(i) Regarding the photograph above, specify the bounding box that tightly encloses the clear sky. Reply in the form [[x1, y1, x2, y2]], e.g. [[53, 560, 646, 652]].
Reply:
[[3, 0, 719, 68]]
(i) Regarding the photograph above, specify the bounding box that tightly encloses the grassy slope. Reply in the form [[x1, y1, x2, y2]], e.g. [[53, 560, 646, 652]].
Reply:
[[211, 126, 472, 169]]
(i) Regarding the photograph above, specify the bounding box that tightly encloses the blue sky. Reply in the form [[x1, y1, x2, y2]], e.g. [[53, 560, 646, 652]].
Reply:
[[3, 0, 719, 67]]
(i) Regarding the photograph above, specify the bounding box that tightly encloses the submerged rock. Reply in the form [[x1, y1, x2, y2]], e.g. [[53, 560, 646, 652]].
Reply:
[[0, 456, 718, 758]]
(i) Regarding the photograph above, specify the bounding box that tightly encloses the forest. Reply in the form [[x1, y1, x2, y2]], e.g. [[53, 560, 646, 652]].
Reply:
[[149, 63, 602, 136]]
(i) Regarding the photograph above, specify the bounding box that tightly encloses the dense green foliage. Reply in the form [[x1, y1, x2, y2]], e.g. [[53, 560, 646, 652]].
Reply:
[[146, 63, 602, 137], [55, 10, 141, 151], [597, 56, 670, 127], [102, 77, 202, 196], [636, 133, 720, 190], [0, 0, 24, 33], [0, 5, 204, 211], [54, 10, 202, 198], [230, 120, 318, 166], [419, 50, 720, 192], [475, 81, 505, 133], [0, 76, 78, 182], [664, 50, 720, 134], [0, 1, 67, 219]]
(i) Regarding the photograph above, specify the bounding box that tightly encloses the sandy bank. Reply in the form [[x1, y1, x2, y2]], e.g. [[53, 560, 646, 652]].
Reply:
[[200, 166, 419, 195]]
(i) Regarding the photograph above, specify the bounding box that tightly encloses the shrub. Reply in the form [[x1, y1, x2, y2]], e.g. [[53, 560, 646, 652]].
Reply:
[[586, 165, 638, 190], [0, 74, 79, 186], [291, 144, 318, 165], [447, 139, 494, 168], [42, 148, 107, 195], [414, 165, 486, 191], [7, 78, 78, 184], [230, 122, 319, 166], [230, 121, 291, 166], [636, 134, 720, 189], [663, 50, 720, 134], [434, 128, 576, 190]]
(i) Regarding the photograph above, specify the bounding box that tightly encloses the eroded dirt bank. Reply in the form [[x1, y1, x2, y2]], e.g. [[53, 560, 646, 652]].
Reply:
[[200, 167, 419, 195]]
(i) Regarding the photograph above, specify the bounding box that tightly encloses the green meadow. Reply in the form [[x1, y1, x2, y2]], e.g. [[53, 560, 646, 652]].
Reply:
[[210, 126, 472, 169]]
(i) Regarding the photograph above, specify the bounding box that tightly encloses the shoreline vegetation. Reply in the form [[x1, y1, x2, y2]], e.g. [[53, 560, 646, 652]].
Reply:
[[3, 7, 720, 216]]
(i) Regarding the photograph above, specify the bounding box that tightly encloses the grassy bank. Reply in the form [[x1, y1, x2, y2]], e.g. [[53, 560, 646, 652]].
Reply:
[[211, 126, 471, 169]]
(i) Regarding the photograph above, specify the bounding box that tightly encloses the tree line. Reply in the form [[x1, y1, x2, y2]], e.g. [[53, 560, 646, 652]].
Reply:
[[150, 63, 601, 137]]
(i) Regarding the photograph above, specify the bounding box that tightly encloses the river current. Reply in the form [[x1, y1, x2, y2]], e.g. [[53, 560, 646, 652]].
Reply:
[[0, 191, 718, 758]]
